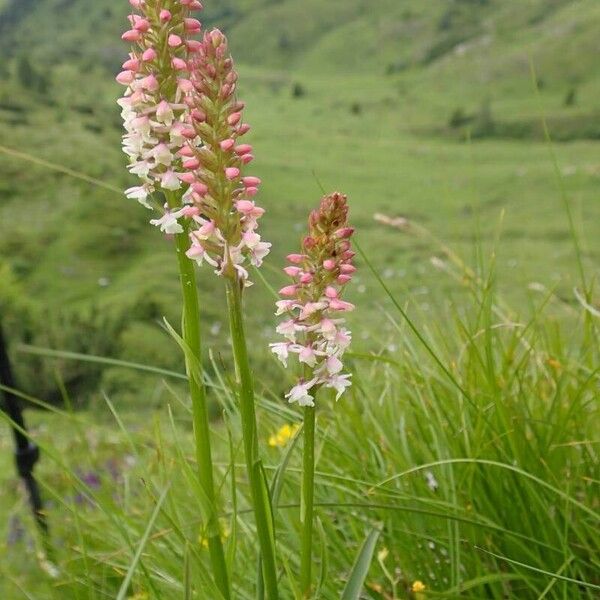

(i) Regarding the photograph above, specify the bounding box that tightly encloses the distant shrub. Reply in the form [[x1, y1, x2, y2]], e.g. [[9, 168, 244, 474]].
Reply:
[[564, 87, 577, 107], [471, 98, 496, 138], [291, 82, 305, 98], [448, 107, 473, 128], [350, 102, 362, 115]]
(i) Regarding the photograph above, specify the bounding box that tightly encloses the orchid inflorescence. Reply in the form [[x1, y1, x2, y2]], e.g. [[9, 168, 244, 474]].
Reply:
[[117, 1, 269, 284], [182, 29, 270, 283], [271, 192, 355, 407]]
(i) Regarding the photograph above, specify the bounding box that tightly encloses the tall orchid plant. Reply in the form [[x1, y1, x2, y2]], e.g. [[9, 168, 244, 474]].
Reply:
[[117, 2, 354, 597]]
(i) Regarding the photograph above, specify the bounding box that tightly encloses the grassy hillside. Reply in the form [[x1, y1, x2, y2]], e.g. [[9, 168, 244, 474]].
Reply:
[[0, 0, 598, 406]]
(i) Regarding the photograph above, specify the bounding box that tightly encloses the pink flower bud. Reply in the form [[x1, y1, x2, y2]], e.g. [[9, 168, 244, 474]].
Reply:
[[210, 28, 224, 46], [187, 40, 202, 53], [234, 144, 252, 155], [142, 48, 157, 62], [122, 58, 140, 71], [116, 70, 135, 84], [159, 9, 172, 22], [284, 266, 302, 277], [140, 74, 158, 91], [168, 34, 183, 47], [335, 227, 354, 239], [228, 112, 242, 126], [241, 154, 254, 165], [245, 187, 259, 197], [178, 78, 194, 93], [299, 273, 313, 284], [182, 206, 200, 217], [287, 254, 305, 264], [337, 275, 352, 284], [279, 285, 298, 297], [340, 264, 356, 274], [179, 146, 195, 157], [323, 259, 336, 271], [220, 139, 235, 151], [185, 18, 202, 32], [172, 57, 188, 70], [237, 123, 251, 135], [191, 109, 206, 121], [192, 182, 209, 196], [178, 172, 196, 184], [225, 167, 240, 180], [342, 251, 355, 260], [134, 18, 150, 32], [181, 128, 197, 139], [129, 0, 144, 7], [189, 0, 203, 10], [328, 299, 355, 312], [121, 30, 141, 42], [242, 176, 261, 187], [325, 287, 338, 299], [183, 158, 201, 170]]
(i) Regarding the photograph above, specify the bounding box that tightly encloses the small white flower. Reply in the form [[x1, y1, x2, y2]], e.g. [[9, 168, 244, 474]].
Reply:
[[125, 185, 153, 209], [150, 208, 186, 234], [285, 380, 317, 407], [161, 170, 181, 191], [325, 373, 352, 400], [270, 342, 290, 366]]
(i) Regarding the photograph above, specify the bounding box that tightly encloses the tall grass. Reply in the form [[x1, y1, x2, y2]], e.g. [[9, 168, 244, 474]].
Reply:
[[1, 222, 598, 598]]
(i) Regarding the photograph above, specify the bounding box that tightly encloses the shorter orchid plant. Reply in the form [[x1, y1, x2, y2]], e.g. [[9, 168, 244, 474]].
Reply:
[[271, 191, 355, 595], [271, 192, 355, 407]]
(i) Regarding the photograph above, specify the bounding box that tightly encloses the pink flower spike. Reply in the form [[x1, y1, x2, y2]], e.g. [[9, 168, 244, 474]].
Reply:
[[225, 167, 240, 180], [172, 57, 188, 70], [287, 254, 305, 264], [323, 259, 336, 271], [220, 138, 235, 151], [284, 266, 302, 277], [183, 158, 201, 170], [159, 9, 172, 22], [325, 286, 338, 299], [242, 176, 261, 187], [235, 144, 252, 155], [279, 285, 298, 297], [134, 18, 151, 32], [142, 48, 157, 62], [121, 29, 141, 42], [116, 70, 135, 85], [228, 112, 242, 126], [168, 34, 183, 47]]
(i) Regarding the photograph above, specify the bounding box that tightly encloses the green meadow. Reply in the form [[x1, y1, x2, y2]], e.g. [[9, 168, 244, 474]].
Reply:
[[0, 0, 598, 598]]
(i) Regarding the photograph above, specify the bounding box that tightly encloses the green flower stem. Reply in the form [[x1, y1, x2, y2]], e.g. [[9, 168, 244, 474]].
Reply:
[[166, 192, 230, 599], [300, 404, 316, 597], [225, 278, 279, 599]]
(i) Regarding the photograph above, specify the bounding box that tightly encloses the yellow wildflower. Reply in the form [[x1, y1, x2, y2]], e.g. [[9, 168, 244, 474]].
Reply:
[[268, 423, 300, 447], [198, 518, 231, 549], [412, 580, 426, 593]]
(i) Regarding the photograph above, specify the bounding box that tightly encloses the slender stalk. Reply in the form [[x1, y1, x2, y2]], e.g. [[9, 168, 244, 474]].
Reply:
[[300, 404, 316, 597], [167, 193, 230, 599], [225, 278, 279, 599]]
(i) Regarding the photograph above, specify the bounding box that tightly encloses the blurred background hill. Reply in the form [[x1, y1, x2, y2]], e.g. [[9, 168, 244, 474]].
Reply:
[[0, 0, 599, 405]]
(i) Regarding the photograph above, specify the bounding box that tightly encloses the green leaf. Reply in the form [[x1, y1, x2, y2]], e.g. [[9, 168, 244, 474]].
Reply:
[[341, 528, 381, 600]]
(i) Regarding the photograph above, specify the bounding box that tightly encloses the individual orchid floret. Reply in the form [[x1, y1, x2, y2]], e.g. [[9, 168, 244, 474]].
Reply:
[[271, 192, 355, 406], [117, 0, 204, 231], [179, 28, 270, 285]]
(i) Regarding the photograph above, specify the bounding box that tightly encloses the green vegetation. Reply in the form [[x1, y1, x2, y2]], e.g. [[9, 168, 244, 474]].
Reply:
[[0, 0, 598, 598]]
